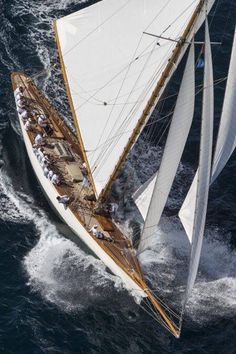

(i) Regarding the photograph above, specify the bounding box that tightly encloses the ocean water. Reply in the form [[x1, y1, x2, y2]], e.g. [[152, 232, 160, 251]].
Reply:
[[0, 0, 236, 353]]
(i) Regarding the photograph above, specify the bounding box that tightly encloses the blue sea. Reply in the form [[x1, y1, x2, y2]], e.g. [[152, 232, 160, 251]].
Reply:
[[0, 0, 236, 353]]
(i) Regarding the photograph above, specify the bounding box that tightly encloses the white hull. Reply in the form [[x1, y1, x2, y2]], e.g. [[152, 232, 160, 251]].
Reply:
[[18, 116, 146, 299]]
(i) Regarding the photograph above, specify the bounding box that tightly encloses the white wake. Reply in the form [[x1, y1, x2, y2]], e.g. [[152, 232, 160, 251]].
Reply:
[[0, 168, 123, 311]]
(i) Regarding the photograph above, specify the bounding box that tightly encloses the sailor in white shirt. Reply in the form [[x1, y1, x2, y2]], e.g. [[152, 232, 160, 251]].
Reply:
[[38, 116, 47, 127], [89, 225, 112, 241], [15, 92, 24, 101], [17, 106, 25, 115], [40, 156, 49, 168], [51, 173, 60, 185], [20, 110, 29, 121], [17, 98, 26, 108], [89, 225, 98, 236], [14, 86, 24, 97], [37, 147, 44, 162], [43, 166, 49, 178], [56, 195, 70, 209], [38, 114, 47, 121], [34, 134, 44, 146], [33, 147, 39, 158], [24, 119, 32, 132], [48, 170, 54, 180]]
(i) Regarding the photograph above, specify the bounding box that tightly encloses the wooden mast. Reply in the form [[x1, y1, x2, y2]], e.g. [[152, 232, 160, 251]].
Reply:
[[54, 21, 98, 199], [98, 0, 205, 203]]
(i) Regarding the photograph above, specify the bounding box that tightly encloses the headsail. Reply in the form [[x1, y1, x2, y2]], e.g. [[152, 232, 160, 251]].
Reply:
[[138, 41, 195, 249], [133, 173, 157, 220], [55, 0, 213, 198], [179, 17, 214, 301], [211, 27, 236, 183]]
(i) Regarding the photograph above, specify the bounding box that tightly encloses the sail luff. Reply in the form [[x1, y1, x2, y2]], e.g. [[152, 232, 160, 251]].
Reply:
[[99, 0, 206, 203], [54, 20, 98, 198], [183, 16, 214, 302], [138, 41, 195, 248], [211, 26, 236, 183]]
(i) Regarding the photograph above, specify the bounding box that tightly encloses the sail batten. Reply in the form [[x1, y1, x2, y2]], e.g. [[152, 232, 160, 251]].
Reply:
[[179, 17, 214, 301], [55, 0, 212, 198]]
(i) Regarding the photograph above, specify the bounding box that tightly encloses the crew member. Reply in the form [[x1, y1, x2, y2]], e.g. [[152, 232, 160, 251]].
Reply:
[[89, 225, 113, 242], [51, 173, 60, 185], [14, 86, 25, 97], [56, 195, 70, 209], [48, 170, 54, 180], [24, 118, 33, 132], [43, 166, 49, 178], [34, 133, 44, 146]]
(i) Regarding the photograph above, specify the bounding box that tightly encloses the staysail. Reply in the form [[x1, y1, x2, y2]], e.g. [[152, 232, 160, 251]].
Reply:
[[211, 26, 236, 183], [179, 17, 214, 301], [133, 173, 157, 220], [135, 42, 195, 248], [55, 0, 213, 198]]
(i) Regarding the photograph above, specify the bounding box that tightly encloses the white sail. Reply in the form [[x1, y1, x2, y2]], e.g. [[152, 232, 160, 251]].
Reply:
[[179, 18, 214, 301], [178, 172, 197, 243], [139, 41, 195, 248], [55, 0, 214, 197], [211, 27, 236, 183], [133, 173, 157, 220]]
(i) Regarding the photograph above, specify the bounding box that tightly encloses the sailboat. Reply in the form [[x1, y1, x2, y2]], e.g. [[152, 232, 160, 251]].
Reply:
[[11, 0, 236, 338]]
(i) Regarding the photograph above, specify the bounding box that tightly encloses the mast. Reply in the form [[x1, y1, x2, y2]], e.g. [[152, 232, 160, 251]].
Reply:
[[98, 0, 206, 203], [54, 21, 98, 199]]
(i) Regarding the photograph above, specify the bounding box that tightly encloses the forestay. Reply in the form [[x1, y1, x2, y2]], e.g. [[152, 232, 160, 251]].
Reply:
[[136, 42, 195, 250], [179, 18, 214, 301], [55, 0, 211, 197], [211, 27, 236, 183]]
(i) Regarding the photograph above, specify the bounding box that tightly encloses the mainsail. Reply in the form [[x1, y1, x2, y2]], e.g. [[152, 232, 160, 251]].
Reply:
[[179, 17, 214, 301], [135, 42, 195, 248], [211, 27, 236, 183], [55, 0, 213, 198]]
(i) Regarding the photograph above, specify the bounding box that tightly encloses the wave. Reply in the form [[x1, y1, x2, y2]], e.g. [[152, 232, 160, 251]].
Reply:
[[0, 167, 124, 311], [138, 219, 236, 325]]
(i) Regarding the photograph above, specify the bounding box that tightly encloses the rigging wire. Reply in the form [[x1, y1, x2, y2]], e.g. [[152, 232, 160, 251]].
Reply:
[[91, 0, 215, 170], [139, 298, 180, 335], [65, 4, 198, 178], [89, 34, 180, 174], [63, 1, 131, 57], [90, 39, 161, 174], [91, 29, 189, 175], [88, 0, 183, 172], [89, 33, 157, 170], [85, 76, 227, 159]]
